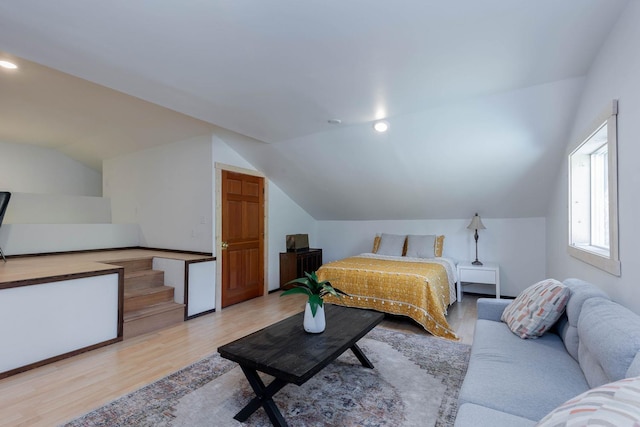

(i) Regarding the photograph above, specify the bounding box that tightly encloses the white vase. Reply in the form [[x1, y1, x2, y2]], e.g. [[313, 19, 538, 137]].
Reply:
[[303, 302, 326, 333]]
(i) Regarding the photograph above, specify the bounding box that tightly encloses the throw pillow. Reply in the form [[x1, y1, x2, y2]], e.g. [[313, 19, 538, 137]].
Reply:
[[536, 376, 640, 427], [375, 233, 406, 256], [405, 234, 436, 258], [501, 279, 570, 339], [372, 235, 381, 253], [435, 235, 445, 257]]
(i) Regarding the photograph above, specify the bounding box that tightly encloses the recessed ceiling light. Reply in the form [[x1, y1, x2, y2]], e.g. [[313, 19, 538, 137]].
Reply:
[[373, 120, 389, 133], [0, 60, 18, 69]]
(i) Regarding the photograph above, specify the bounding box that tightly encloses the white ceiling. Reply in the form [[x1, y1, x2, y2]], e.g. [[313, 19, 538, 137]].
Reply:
[[0, 0, 630, 220], [0, 53, 215, 170]]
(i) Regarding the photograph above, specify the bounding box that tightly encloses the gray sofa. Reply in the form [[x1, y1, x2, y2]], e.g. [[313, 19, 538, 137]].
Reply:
[[455, 278, 640, 427]]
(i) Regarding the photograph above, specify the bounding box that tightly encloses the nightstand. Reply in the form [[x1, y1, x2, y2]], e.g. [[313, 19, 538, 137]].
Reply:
[[457, 261, 500, 302]]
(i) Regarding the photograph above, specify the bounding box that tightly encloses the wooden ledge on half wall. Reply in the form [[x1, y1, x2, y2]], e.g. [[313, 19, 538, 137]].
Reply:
[[0, 246, 214, 288]]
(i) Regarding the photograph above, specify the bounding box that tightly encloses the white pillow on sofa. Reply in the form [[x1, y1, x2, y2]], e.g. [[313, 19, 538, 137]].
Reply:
[[375, 233, 406, 256], [536, 376, 640, 427], [501, 279, 570, 339]]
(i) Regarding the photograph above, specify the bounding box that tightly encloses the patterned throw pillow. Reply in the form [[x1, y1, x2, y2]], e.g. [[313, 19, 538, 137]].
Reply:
[[536, 376, 640, 427], [501, 279, 570, 339]]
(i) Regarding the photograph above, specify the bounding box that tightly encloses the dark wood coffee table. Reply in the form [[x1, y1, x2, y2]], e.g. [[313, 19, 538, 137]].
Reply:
[[217, 304, 384, 427]]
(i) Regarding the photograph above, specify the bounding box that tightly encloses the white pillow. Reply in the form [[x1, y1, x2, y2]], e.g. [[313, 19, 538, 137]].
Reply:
[[405, 234, 436, 258], [501, 279, 570, 339], [376, 233, 406, 256], [536, 376, 640, 427]]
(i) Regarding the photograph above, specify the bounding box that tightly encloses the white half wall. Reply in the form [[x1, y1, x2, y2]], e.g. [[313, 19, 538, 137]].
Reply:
[[317, 217, 546, 298], [0, 273, 119, 374], [103, 135, 213, 253], [152, 258, 185, 304], [0, 141, 102, 196], [546, 1, 640, 314], [4, 192, 111, 224], [0, 224, 139, 255], [187, 260, 216, 316]]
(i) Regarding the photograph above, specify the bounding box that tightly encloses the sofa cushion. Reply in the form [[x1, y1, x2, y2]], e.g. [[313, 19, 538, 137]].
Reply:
[[536, 376, 640, 427], [627, 352, 640, 378], [455, 403, 536, 427], [458, 319, 589, 421], [578, 297, 640, 388], [562, 278, 610, 326], [501, 279, 570, 339], [555, 279, 610, 360], [477, 298, 512, 322]]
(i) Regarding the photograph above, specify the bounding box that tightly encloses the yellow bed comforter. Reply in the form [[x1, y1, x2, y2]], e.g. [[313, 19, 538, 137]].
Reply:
[[317, 253, 458, 340]]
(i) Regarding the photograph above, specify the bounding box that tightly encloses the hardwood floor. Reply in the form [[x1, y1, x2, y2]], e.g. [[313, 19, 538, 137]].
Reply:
[[0, 292, 479, 427]]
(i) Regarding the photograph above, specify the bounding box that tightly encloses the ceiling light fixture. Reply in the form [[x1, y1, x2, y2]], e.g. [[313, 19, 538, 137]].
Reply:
[[0, 60, 18, 69], [373, 120, 389, 133], [327, 119, 342, 125]]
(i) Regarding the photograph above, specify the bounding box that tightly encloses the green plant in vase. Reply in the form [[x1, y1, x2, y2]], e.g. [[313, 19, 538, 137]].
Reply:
[[281, 271, 348, 333]]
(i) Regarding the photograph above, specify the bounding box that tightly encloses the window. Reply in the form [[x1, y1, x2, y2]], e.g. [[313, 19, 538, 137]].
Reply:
[[568, 100, 620, 276]]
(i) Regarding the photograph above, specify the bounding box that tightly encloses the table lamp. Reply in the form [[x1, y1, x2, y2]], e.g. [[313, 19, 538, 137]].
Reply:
[[467, 213, 486, 266]]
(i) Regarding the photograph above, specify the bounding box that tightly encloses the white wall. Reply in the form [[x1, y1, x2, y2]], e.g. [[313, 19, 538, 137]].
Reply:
[[104, 135, 213, 253], [100, 130, 316, 291], [212, 132, 317, 291], [0, 141, 125, 255], [213, 130, 545, 296], [318, 217, 546, 297], [546, 1, 640, 314], [4, 193, 111, 224], [0, 141, 102, 196], [267, 183, 318, 289]]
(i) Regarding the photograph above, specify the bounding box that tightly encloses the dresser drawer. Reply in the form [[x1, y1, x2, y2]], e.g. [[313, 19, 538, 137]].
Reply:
[[459, 268, 496, 284]]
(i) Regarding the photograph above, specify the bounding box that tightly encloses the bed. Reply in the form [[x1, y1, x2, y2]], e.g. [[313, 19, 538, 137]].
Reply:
[[317, 234, 458, 340]]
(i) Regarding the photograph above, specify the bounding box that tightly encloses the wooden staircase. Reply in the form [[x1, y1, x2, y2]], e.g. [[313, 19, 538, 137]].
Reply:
[[112, 258, 185, 339]]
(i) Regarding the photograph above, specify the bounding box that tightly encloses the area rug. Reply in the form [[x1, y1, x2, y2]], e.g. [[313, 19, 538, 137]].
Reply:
[[63, 327, 470, 427]]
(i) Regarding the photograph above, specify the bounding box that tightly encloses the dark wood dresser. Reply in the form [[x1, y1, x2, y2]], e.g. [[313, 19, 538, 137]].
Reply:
[[279, 248, 323, 289]]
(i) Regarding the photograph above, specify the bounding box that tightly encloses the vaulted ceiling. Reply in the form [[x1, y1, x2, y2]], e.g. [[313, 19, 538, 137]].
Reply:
[[0, 0, 630, 220]]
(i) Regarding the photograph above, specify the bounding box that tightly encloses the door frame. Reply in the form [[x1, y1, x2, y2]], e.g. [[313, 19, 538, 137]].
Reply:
[[214, 162, 269, 310]]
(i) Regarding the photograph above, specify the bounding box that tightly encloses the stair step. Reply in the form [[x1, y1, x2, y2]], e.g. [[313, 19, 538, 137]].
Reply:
[[124, 285, 174, 312], [108, 257, 153, 273], [123, 302, 185, 339], [125, 269, 165, 290]]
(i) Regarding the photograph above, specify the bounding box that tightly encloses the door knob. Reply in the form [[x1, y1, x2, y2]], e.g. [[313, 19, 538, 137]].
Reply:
[[221, 241, 229, 249]]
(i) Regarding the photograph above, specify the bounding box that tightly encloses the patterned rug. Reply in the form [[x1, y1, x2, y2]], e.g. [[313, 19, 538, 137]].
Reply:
[[63, 327, 470, 427]]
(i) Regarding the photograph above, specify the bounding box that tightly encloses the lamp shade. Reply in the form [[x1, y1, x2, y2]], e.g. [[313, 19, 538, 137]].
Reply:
[[467, 213, 486, 230]]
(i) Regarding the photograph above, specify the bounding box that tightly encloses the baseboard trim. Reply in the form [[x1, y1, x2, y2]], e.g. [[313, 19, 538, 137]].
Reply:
[[185, 308, 216, 321], [4, 246, 214, 260], [0, 336, 122, 380]]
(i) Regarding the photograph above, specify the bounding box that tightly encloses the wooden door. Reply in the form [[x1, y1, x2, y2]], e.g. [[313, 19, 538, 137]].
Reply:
[[221, 170, 265, 308]]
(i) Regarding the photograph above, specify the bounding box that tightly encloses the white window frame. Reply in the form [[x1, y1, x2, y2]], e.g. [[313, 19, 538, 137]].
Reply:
[[567, 100, 620, 276]]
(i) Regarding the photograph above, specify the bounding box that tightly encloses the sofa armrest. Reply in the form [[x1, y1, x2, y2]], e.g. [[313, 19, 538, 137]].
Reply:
[[477, 298, 512, 322]]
